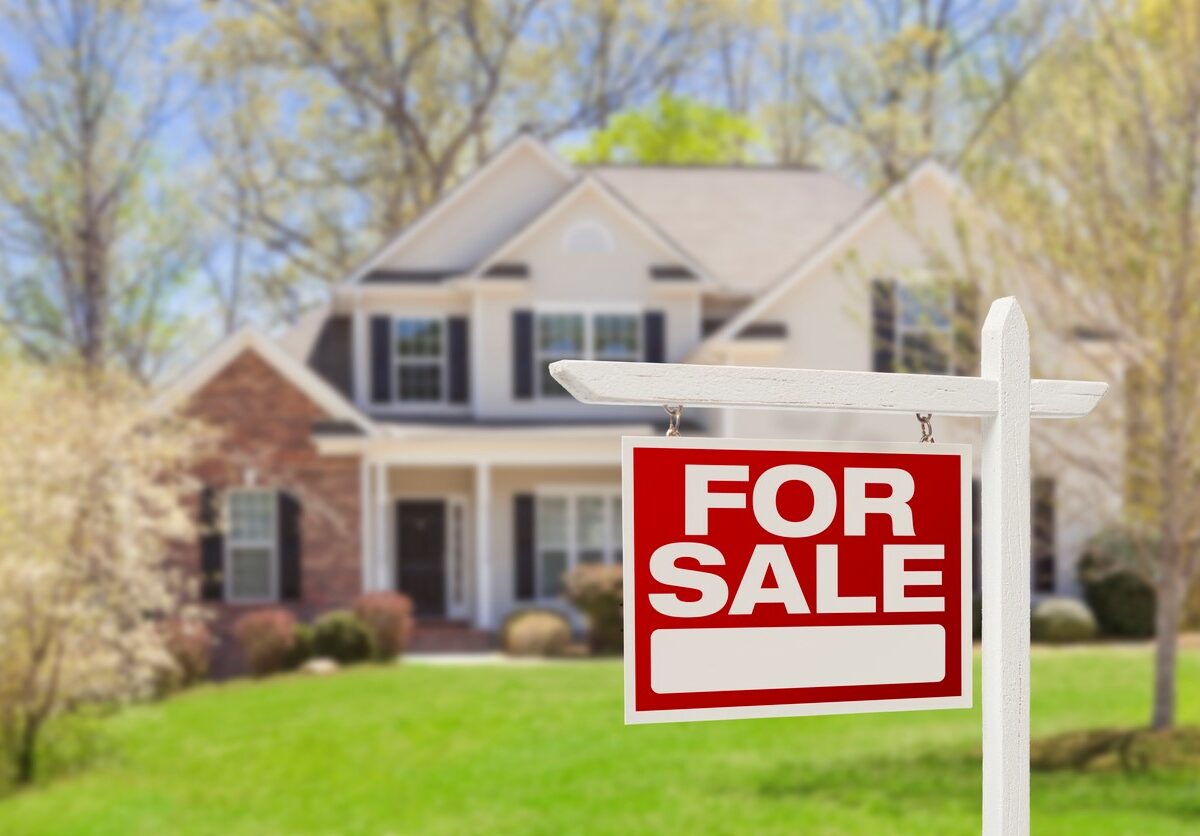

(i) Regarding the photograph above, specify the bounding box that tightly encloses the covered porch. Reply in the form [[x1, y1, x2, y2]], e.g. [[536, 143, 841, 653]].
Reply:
[[319, 424, 634, 631]]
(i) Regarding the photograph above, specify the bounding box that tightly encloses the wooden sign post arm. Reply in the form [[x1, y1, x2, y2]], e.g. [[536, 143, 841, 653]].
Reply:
[[980, 298, 1031, 836]]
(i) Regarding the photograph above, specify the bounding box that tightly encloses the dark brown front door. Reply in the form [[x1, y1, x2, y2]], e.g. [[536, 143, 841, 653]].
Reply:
[[396, 500, 446, 617]]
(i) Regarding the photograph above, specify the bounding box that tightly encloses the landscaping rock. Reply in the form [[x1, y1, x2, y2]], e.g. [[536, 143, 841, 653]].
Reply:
[[300, 657, 340, 676]]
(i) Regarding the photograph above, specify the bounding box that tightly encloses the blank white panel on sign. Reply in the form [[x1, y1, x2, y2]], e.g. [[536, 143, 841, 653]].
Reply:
[[650, 625, 946, 694]]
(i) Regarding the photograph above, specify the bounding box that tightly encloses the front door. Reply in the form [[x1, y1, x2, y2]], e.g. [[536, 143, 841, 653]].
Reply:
[[396, 500, 446, 618]]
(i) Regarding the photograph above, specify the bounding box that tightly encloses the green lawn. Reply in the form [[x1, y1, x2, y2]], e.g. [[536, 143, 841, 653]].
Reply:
[[2, 647, 1199, 835]]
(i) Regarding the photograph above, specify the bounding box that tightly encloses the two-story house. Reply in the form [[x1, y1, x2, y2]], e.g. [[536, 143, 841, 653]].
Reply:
[[158, 136, 1107, 656]]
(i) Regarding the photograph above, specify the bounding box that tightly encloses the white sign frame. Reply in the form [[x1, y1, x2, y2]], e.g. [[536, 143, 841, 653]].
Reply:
[[622, 435, 974, 725], [551, 298, 1108, 836]]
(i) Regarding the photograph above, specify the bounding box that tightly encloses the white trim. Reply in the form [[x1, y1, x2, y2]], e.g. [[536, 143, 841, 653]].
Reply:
[[621, 435, 973, 725], [462, 175, 719, 288], [153, 328, 375, 434], [223, 488, 279, 604], [346, 136, 575, 285], [700, 161, 964, 350], [475, 463, 493, 628]]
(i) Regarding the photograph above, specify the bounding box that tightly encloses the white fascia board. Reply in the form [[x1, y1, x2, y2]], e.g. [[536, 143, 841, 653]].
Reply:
[[152, 328, 376, 435]]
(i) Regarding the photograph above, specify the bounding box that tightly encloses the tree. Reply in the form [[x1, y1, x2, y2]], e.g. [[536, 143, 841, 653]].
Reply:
[[0, 0, 198, 379], [192, 0, 715, 314], [963, 0, 1200, 730], [0, 361, 208, 785], [571, 92, 760, 164], [785, 0, 1059, 184]]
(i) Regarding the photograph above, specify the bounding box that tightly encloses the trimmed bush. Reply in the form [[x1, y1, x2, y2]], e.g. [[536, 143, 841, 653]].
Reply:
[[352, 592, 415, 660], [1079, 529, 1156, 638], [233, 609, 298, 676], [284, 624, 314, 671], [1031, 597, 1098, 644], [311, 610, 376, 664], [564, 564, 623, 654], [159, 617, 213, 690], [501, 609, 572, 657]]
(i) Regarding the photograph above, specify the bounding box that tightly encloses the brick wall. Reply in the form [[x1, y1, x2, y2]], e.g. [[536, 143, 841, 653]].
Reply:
[[181, 349, 362, 674]]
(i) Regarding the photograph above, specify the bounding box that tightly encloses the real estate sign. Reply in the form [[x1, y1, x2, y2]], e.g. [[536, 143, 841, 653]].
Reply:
[[622, 436, 972, 724]]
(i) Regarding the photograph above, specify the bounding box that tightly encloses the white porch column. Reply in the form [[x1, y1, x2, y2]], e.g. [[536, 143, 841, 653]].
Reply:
[[474, 462, 493, 629], [374, 462, 389, 591]]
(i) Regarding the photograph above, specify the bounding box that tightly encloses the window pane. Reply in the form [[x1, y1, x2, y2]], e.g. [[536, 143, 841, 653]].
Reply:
[[398, 364, 442, 401], [230, 546, 272, 599], [537, 497, 568, 548], [538, 550, 568, 598], [538, 314, 584, 354], [578, 496, 606, 552], [395, 319, 442, 358], [229, 493, 273, 541], [611, 496, 622, 562], [897, 285, 950, 329], [593, 314, 639, 359]]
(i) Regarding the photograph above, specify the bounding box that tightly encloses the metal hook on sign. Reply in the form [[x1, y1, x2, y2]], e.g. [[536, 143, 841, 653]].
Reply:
[[664, 405, 683, 437], [916, 412, 935, 443]]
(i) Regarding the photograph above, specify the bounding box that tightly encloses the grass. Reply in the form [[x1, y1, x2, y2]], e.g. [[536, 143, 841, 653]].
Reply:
[[1, 646, 1198, 835]]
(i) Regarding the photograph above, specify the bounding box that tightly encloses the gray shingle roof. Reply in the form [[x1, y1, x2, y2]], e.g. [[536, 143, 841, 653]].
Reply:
[[592, 165, 867, 294]]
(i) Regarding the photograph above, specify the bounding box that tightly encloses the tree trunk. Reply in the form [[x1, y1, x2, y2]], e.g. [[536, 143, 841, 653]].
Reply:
[[14, 718, 38, 785], [1151, 566, 1182, 730]]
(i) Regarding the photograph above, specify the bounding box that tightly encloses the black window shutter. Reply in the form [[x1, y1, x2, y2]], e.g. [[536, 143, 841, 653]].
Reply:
[[278, 492, 302, 601], [514, 494, 536, 600], [644, 311, 666, 363], [871, 278, 897, 373], [369, 315, 391, 403], [199, 486, 223, 601], [448, 316, 469, 403], [953, 281, 981, 376], [513, 310, 534, 399]]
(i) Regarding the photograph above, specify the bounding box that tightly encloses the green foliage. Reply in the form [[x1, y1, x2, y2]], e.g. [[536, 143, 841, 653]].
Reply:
[[352, 592, 415, 660], [572, 93, 760, 165], [232, 610, 298, 676], [283, 624, 314, 671], [1031, 597, 1098, 644], [158, 618, 213, 692], [563, 564, 623, 654], [310, 610, 376, 665], [1079, 530, 1156, 639], [1032, 726, 1200, 772], [500, 608, 572, 657]]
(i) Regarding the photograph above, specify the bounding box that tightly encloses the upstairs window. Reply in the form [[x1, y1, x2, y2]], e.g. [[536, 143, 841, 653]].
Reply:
[[226, 490, 277, 603], [395, 318, 444, 401], [896, 284, 952, 374], [536, 312, 640, 397]]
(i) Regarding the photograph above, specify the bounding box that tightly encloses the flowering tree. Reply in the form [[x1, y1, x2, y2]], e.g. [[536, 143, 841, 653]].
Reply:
[[0, 360, 208, 785]]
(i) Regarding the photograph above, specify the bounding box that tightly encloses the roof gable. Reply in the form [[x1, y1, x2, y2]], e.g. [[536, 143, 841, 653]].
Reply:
[[347, 135, 576, 284], [153, 329, 374, 434]]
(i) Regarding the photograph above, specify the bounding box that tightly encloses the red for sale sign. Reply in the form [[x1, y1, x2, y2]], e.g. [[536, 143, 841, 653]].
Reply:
[[623, 437, 972, 724]]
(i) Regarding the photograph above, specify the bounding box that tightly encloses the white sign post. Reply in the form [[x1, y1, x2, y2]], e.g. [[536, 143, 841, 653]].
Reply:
[[550, 298, 1107, 836]]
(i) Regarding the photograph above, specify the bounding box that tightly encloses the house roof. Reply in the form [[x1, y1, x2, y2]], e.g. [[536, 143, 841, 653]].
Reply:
[[590, 165, 867, 294]]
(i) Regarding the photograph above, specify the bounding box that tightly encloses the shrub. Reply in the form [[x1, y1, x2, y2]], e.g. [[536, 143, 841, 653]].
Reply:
[[1079, 529, 1156, 638], [159, 617, 213, 689], [352, 592, 415, 660], [1031, 597, 1098, 644], [501, 609, 572, 657], [311, 610, 376, 664], [233, 609, 298, 676], [284, 624, 314, 671], [563, 564, 623, 654]]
